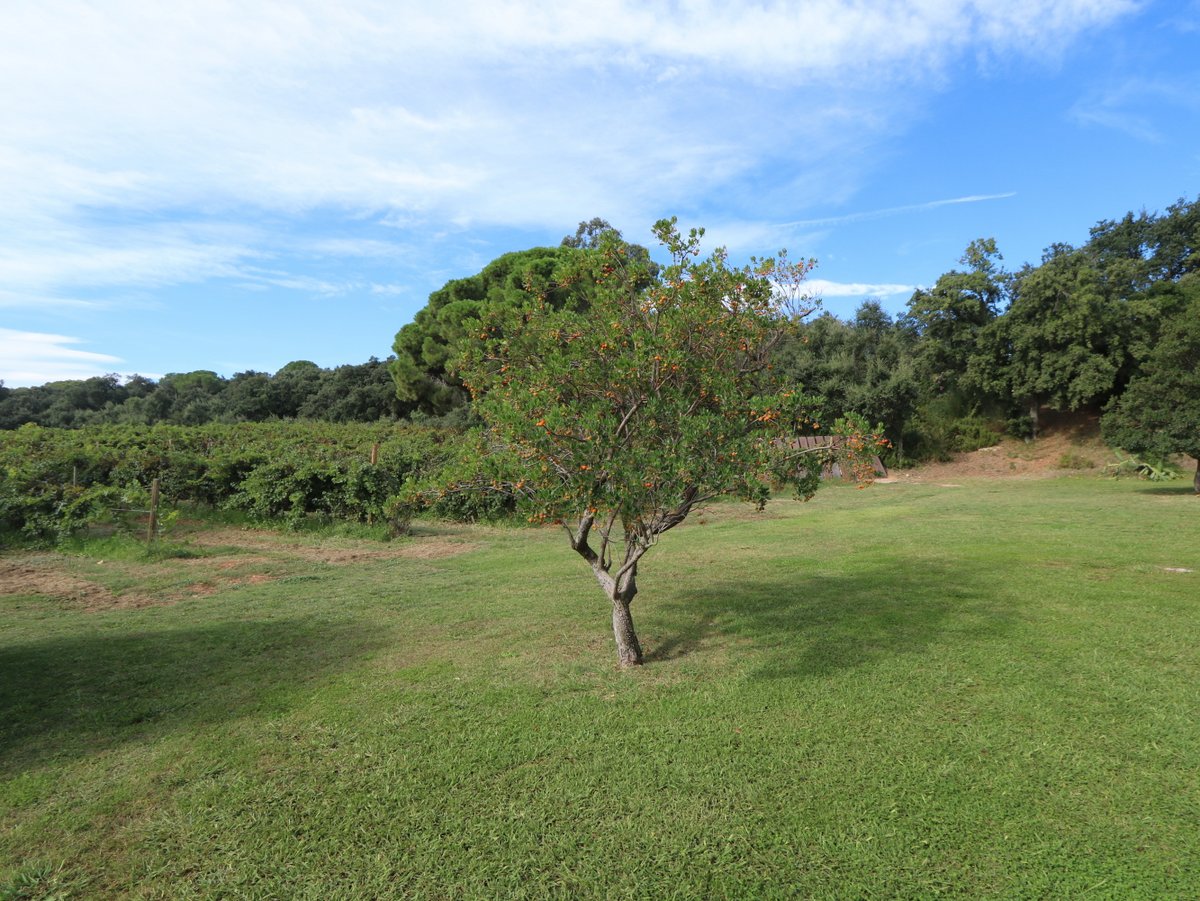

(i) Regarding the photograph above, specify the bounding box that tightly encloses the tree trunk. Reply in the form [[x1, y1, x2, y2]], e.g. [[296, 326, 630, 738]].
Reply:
[[1029, 399, 1039, 440], [1194, 458, 1199, 495], [611, 596, 643, 666], [567, 513, 647, 667]]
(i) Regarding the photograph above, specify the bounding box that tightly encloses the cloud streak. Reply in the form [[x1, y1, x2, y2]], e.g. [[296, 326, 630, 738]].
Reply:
[[0, 329, 124, 387], [806, 279, 917, 298], [782, 193, 1018, 229], [1069, 76, 1200, 143]]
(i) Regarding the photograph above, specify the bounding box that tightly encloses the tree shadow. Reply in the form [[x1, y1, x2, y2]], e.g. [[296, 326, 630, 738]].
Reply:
[[1134, 485, 1198, 497], [643, 559, 1015, 679], [0, 616, 382, 775]]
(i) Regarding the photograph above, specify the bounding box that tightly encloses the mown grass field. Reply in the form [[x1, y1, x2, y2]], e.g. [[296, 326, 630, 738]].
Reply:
[[2, 476, 1198, 898]]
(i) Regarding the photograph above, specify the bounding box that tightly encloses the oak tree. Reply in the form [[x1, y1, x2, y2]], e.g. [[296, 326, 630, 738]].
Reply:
[[1102, 279, 1200, 492]]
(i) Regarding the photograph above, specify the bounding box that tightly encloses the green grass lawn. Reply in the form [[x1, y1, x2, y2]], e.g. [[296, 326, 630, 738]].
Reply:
[[2, 477, 1198, 899]]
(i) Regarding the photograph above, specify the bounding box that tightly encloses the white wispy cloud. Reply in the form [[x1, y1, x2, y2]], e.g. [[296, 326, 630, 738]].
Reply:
[[0, 328, 124, 387], [235, 270, 350, 297], [806, 279, 917, 298], [0, 0, 1138, 319], [0, 222, 261, 312], [1069, 77, 1200, 142]]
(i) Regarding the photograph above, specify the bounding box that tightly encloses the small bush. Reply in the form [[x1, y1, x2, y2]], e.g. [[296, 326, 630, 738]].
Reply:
[[1056, 451, 1096, 470], [1006, 415, 1036, 441], [950, 415, 1003, 453], [1104, 453, 1179, 481], [903, 396, 1005, 462]]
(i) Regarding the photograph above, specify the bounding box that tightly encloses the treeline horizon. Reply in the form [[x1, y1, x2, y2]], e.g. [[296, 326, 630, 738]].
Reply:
[[0, 357, 415, 430], [3, 200, 1198, 467]]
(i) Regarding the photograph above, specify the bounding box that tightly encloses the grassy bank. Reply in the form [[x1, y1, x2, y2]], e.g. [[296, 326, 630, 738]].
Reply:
[[2, 477, 1198, 898]]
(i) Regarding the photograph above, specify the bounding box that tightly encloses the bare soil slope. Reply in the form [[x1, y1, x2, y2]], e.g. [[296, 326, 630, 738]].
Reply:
[[890, 410, 1117, 483]]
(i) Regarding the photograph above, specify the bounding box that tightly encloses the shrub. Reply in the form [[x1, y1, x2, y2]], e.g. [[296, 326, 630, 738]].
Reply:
[[1103, 453, 1179, 482], [1056, 451, 1096, 470], [0, 421, 465, 543]]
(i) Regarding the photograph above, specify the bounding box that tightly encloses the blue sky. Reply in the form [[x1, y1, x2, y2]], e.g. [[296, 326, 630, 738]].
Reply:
[[2, 0, 1198, 387]]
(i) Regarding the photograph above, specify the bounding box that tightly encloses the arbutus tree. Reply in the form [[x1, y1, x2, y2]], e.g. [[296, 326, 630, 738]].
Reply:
[[454, 218, 882, 666]]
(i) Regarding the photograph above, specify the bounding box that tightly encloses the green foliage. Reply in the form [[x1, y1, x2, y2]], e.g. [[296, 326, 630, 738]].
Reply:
[[0, 475, 125, 545], [447, 218, 885, 664], [403, 435, 520, 523], [390, 245, 593, 416], [970, 246, 1131, 417], [904, 237, 1007, 397], [773, 302, 920, 464], [561, 216, 621, 249], [0, 359, 406, 430], [1101, 280, 1200, 477], [390, 221, 663, 418], [903, 401, 1003, 461], [1102, 452, 1180, 482], [0, 422, 455, 544], [897, 200, 1200, 445], [457, 219, 838, 529]]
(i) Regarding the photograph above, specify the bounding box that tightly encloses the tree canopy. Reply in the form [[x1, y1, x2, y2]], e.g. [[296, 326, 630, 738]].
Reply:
[[968, 245, 1129, 435], [390, 246, 591, 416], [904, 238, 1007, 395], [1102, 277, 1200, 492], [390, 219, 659, 417]]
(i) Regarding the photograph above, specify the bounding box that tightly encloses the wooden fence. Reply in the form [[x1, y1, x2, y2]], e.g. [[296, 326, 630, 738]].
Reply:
[[779, 436, 888, 479]]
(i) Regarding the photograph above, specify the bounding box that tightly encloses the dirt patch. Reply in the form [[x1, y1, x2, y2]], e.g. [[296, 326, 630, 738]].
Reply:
[[1, 530, 481, 612], [394, 539, 482, 560], [188, 528, 479, 564], [0, 555, 162, 611]]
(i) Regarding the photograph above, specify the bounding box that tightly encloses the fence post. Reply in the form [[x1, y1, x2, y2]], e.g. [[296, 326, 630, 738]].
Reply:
[[146, 478, 160, 546], [368, 443, 380, 524]]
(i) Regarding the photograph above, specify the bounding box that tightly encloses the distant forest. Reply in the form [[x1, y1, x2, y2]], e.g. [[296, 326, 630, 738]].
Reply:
[[4, 201, 1198, 466], [0, 357, 408, 429]]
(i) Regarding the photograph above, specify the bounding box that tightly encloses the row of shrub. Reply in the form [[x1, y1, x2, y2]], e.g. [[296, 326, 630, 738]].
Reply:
[[0, 422, 514, 544]]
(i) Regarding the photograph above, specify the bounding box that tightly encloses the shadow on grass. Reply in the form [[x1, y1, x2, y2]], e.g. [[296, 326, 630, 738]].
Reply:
[[0, 616, 382, 775], [1134, 485, 1199, 497], [644, 560, 1014, 679]]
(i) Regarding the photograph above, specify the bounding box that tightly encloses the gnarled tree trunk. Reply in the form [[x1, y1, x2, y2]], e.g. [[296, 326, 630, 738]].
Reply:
[[565, 491, 703, 667], [601, 556, 644, 666], [567, 512, 647, 666]]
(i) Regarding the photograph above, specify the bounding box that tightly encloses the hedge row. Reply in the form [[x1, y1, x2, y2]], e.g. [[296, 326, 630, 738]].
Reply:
[[0, 422, 507, 544]]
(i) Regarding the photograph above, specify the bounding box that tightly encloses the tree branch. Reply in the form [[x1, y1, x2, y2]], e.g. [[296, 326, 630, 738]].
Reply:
[[597, 508, 619, 573], [566, 512, 597, 565]]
